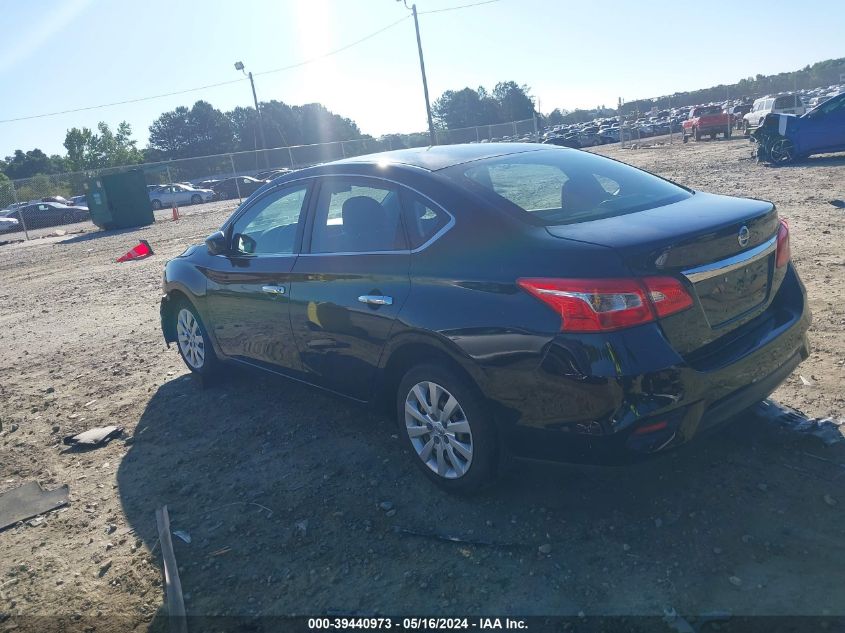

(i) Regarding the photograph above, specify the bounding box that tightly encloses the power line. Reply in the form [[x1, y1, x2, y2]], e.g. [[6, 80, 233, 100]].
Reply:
[[0, 15, 412, 125], [0, 78, 247, 124], [254, 15, 410, 77], [0, 0, 504, 126], [418, 0, 501, 15]]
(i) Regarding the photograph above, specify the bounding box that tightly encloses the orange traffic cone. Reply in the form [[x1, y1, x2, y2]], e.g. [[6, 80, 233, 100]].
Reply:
[[172, 205, 180, 221], [116, 240, 154, 263]]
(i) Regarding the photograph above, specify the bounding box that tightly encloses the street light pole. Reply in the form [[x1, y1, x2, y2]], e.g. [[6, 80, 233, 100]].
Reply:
[[399, 1, 436, 145], [235, 61, 269, 167]]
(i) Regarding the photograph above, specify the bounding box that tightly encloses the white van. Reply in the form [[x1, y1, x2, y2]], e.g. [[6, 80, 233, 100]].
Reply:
[[743, 94, 806, 132]]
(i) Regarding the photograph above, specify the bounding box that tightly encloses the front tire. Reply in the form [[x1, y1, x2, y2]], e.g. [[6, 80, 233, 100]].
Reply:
[[769, 138, 797, 164], [397, 364, 498, 494], [174, 300, 219, 378], [694, 127, 701, 142]]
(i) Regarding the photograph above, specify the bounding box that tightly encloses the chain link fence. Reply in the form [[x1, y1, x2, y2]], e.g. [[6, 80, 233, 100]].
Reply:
[[0, 117, 544, 240]]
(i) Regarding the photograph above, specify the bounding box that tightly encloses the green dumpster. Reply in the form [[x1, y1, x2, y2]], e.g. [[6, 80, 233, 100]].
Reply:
[[84, 170, 154, 230]]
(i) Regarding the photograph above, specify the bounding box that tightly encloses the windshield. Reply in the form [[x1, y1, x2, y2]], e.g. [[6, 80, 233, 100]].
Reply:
[[447, 149, 691, 226]]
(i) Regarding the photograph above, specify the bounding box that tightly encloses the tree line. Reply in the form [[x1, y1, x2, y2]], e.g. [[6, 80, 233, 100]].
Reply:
[[2, 56, 843, 183]]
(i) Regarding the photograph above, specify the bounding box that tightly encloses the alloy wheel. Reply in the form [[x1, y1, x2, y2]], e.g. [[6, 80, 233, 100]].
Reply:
[[404, 381, 473, 479], [177, 308, 205, 369], [769, 138, 796, 164]]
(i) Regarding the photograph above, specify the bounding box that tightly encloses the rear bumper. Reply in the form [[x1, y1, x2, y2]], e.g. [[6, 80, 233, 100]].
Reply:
[[499, 264, 811, 464]]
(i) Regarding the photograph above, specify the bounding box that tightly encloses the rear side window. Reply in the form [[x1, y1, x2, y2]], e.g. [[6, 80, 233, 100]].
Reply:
[[451, 149, 689, 226], [401, 192, 449, 249], [310, 178, 406, 253], [774, 95, 793, 109]]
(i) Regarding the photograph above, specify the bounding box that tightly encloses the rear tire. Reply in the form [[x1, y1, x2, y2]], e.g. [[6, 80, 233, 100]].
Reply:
[[174, 299, 219, 378], [397, 364, 498, 494], [694, 127, 701, 141]]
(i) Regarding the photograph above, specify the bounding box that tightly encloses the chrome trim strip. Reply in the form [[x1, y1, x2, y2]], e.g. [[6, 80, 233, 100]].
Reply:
[[682, 235, 777, 283]]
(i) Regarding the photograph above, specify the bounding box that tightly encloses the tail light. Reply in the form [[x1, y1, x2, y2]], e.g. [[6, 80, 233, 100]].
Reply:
[[517, 276, 693, 333], [776, 218, 790, 268]]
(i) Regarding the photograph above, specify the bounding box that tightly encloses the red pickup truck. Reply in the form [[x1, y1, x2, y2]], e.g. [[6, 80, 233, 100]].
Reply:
[[682, 105, 732, 141]]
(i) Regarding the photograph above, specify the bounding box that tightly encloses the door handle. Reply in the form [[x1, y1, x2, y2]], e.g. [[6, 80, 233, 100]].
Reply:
[[261, 285, 286, 295], [358, 295, 393, 306]]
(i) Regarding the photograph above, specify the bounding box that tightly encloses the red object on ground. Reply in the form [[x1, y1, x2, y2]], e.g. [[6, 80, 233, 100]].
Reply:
[[172, 205, 179, 221], [116, 240, 154, 263]]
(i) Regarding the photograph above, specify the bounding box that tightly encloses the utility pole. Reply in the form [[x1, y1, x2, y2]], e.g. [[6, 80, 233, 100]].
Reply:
[[399, 1, 436, 145], [235, 61, 269, 167]]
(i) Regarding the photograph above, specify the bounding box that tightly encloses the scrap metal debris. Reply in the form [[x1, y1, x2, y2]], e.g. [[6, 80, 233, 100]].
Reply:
[[391, 525, 523, 549], [155, 505, 187, 633], [172, 530, 191, 544], [753, 400, 844, 445], [63, 425, 123, 448], [0, 482, 69, 531]]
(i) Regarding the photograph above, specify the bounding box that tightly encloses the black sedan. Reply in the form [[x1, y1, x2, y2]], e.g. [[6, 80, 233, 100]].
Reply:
[[0, 202, 89, 230], [210, 176, 268, 200], [160, 144, 810, 493]]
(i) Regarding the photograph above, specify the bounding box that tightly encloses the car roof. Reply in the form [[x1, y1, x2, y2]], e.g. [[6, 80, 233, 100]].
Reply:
[[332, 142, 552, 172]]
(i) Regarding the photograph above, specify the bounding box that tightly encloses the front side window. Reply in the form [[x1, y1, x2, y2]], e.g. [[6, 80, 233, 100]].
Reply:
[[231, 185, 308, 255], [310, 178, 406, 253], [451, 149, 690, 226]]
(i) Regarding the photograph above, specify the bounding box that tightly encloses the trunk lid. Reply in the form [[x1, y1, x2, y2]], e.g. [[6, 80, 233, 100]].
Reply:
[[545, 192, 781, 354]]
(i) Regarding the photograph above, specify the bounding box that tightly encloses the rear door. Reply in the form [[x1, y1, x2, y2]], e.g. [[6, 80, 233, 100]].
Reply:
[[204, 182, 311, 371], [289, 176, 411, 400]]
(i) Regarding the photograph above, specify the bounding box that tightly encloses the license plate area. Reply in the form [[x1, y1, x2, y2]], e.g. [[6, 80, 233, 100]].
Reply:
[[694, 254, 773, 327]]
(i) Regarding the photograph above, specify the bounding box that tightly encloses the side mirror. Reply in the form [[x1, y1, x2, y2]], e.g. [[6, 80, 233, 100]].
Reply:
[[205, 230, 229, 256]]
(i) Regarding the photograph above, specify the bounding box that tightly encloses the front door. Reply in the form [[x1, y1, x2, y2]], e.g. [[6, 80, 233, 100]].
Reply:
[[289, 176, 411, 400], [800, 95, 845, 153], [204, 183, 311, 372]]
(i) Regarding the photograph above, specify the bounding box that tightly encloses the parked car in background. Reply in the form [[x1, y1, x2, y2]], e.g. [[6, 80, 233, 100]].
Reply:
[[0, 202, 89, 229], [683, 105, 731, 141], [210, 176, 269, 200], [42, 195, 72, 205], [148, 184, 215, 210], [730, 103, 753, 126], [743, 94, 806, 134], [0, 215, 21, 233], [255, 169, 293, 180], [753, 91, 845, 163], [70, 195, 87, 207], [196, 179, 222, 189], [160, 143, 809, 492]]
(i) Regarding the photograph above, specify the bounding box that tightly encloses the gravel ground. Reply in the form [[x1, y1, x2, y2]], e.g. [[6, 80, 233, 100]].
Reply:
[[1, 138, 844, 632]]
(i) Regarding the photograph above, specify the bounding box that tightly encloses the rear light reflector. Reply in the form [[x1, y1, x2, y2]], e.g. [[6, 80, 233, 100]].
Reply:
[[776, 218, 790, 268], [517, 276, 693, 332], [642, 276, 694, 318]]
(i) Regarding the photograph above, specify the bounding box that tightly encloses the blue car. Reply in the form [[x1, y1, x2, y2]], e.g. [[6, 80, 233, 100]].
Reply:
[[753, 92, 845, 164]]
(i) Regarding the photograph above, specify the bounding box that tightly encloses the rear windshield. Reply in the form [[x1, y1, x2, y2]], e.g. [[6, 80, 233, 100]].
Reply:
[[447, 149, 691, 226]]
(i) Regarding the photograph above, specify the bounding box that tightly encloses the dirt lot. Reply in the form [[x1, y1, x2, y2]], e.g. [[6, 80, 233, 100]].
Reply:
[[1, 138, 844, 632]]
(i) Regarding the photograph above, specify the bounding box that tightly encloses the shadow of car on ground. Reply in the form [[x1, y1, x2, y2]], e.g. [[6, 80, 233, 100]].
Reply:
[[117, 367, 845, 628]]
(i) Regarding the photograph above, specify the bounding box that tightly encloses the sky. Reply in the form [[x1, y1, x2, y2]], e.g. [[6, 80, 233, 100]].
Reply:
[[0, 0, 843, 157]]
